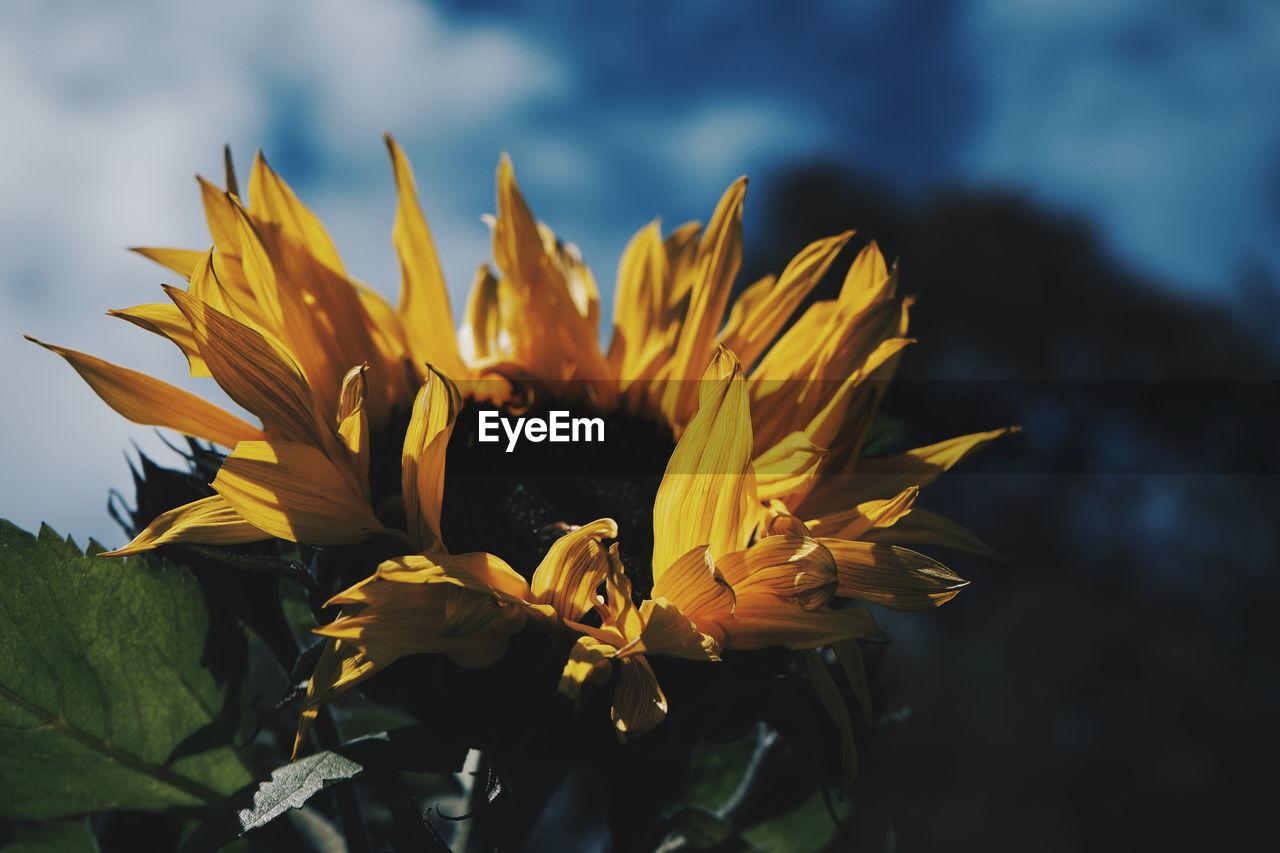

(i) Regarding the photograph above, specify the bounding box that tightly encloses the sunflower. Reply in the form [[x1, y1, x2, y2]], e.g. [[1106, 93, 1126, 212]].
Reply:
[[29, 136, 1011, 769]]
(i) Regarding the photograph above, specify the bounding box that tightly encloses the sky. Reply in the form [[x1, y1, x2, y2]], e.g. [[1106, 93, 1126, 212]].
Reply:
[[2, 0, 1278, 545]]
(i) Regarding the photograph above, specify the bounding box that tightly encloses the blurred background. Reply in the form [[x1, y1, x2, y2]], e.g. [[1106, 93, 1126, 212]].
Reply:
[[1, 0, 1277, 849]]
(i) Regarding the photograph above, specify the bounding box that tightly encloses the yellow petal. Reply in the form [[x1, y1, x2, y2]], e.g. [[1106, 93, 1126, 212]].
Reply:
[[402, 367, 462, 553], [247, 155, 383, 422], [662, 177, 746, 421], [26, 336, 264, 449], [165, 285, 332, 452], [749, 299, 835, 382], [662, 221, 703, 308], [629, 598, 721, 661], [459, 264, 503, 364], [247, 152, 346, 275], [844, 426, 1019, 503], [762, 503, 813, 538], [373, 551, 535, 609], [607, 221, 668, 379], [186, 246, 263, 328], [612, 655, 667, 742], [752, 430, 827, 504], [720, 230, 853, 370], [651, 348, 754, 580], [861, 507, 1003, 559], [838, 240, 893, 311], [293, 637, 376, 759], [752, 319, 909, 462], [558, 635, 615, 703], [315, 579, 510, 668], [212, 440, 383, 545], [385, 135, 466, 378], [716, 274, 774, 359], [801, 649, 858, 786], [829, 639, 873, 726], [108, 302, 211, 378], [198, 175, 243, 258], [354, 282, 410, 364], [130, 246, 206, 279], [337, 364, 371, 497], [598, 542, 644, 640], [491, 155, 610, 384], [531, 518, 618, 622], [748, 243, 907, 459], [717, 535, 836, 610], [227, 196, 286, 328], [100, 495, 268, 556], [806, 485, 919, 540], [802, 336, 914, 452], [352, 281, 418, 410], [724, 594, 882, 650], [539, 222, 600, 327], [650, 545, 734, 622], [821, 539, 968, 610], [797, 426, 1017, 522]]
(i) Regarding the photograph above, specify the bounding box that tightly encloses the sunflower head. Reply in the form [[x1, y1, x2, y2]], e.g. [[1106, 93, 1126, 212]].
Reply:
[[32, 137, 1012, 782]]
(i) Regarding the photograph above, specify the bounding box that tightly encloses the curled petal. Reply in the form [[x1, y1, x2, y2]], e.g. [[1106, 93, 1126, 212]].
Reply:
[[531, 519, 618, 622], [718, 535, 837, 610], [650, 545, 734, 622], [336, 364, 371, 496], [612, 656, 667, 742], [821, 539, 968, 611], [629, 598, 722, 661], [762, 501, 813, 537], [314, 580, 512, 669], [558, 635, 615, 703], [402, 367, 462, 552]]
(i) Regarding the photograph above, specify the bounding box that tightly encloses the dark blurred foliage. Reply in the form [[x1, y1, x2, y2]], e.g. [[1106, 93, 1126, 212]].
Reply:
[[745, 163, 1280, 850]]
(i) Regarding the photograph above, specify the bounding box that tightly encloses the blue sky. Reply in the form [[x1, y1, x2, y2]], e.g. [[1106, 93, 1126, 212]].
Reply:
[[2, 0, 1277, 544]]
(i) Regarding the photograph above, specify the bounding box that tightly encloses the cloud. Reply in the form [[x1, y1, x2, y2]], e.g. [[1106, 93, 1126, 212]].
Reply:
[[0, 0, 568, 545], [6, 0, 1278, 545], [960, 0, 1280, 291]]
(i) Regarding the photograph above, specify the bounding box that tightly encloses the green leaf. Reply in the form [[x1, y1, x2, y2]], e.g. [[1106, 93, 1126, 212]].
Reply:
[[182, 727, 468, 851], [0, 819, 99, 853], [179, 749, 364, 853], [741, 788, 848, 851], [0, 521, 253, 819]]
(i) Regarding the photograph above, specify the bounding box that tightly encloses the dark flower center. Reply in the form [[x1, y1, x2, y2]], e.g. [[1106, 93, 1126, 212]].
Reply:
[[437, 390, 675, 593]]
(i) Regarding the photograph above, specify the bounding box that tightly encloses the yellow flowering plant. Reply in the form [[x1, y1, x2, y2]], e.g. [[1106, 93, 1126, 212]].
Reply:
[[18, 137, 1011, 849]]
